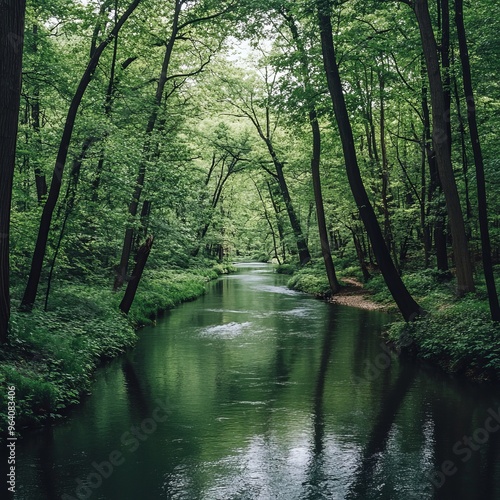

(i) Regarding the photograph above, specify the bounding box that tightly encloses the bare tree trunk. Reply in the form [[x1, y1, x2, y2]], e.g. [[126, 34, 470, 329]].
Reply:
[[31, 24, 47, 202], [284, 9, 339, 291], [421, 57, 448, 271], [455, 0, 500, 320], [0, 0, 26, 341], [317, 0, 422, 321], [119, 235, 154, 315], [413, 0, 474, 295]]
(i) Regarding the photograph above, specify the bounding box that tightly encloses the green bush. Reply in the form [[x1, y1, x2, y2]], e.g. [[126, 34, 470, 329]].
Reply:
[[287, 261, 331, 295]]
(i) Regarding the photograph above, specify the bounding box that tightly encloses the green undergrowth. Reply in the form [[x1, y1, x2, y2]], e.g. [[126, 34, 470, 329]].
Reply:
[[0, 262, 235, 434], [128, 263, 235, 326], [387, 298, 500, 381], [284, 259, 365, 295]]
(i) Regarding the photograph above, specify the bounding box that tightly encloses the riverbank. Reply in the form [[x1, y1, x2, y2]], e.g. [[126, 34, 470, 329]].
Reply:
[[285, 261, 500, 382], [0, 263, 235, 434]]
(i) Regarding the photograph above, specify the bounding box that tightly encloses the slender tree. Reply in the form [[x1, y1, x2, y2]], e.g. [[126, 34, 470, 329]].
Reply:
[[20, 0, 142, 310], [455, 0, 500, 320], [317, 0, 422, 321], [407, 0, 475, 295], [283, 8, 340, 291], [0, 0, 27, 341]]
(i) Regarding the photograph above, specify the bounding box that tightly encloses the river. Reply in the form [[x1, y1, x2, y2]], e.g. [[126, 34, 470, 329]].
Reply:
[[12, 263, 500, 499]]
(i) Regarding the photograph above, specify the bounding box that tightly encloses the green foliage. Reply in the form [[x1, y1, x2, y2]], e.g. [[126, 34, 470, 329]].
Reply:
[[287, 261, 331, 295], [387, 298, 500, 380], [364, 269, 454, 308], [0, 262, 229, 433], [128, 269, 210, 326], [1, 286, 136, 432], [275, 263, 298, 275]]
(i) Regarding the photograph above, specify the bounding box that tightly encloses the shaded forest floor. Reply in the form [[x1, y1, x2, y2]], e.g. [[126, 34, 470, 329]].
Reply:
[[328, 277, 386, 311]]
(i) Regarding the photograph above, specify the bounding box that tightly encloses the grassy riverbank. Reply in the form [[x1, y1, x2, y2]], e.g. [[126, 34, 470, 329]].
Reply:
[[0, 263, 235, 434], [285, 260, 500, 381]]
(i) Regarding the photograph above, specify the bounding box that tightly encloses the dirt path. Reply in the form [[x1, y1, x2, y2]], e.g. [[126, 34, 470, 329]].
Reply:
[[329, 277, 387, 311]]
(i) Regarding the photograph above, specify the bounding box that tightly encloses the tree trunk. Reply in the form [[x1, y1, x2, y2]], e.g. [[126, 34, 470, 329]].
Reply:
[[455, 0, 500, 320], [267, 181, 287, 261], [21, 0, 141, 310], [413, 0, 474, 295], [31, 24, 47, 202], [310, 108, 340, 292], [284, 9, 339, 290], [114, 0, 181, 290], [0, 0, 26, 341], [119, 235, 154, 315], [317, 0, 422, 321], [421, 63, 449, 271], [272, 156, 311, 266]]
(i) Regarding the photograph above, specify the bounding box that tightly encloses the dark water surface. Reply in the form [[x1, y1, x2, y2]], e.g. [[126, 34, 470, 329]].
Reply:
[[13, 263, 500, 499]]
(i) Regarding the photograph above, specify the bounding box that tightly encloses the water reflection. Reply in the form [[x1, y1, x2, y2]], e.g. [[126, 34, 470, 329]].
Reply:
[[12, 263, 500, 499]]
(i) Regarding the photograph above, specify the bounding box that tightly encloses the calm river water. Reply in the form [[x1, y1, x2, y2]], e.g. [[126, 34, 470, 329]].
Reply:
[[12, 263, 500, 499]]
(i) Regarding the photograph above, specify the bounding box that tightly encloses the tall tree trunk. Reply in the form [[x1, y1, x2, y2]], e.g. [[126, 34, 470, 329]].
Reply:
[[31, 24, 47, 202], [267, 181, 287, 261], [21, 0, 141, 310], [44, 138, 95, 311], [379, 69, 398, 270], [317, 0, 422, 321], [119, 235, 154, 315], [284, 9, 339, 291], [412, 0, 474, 295], [114, 0, 181, 290], [0, 0, 26, 341], [272, 154, 311, 266], [455, 0, 500, 320], [309, 108, 340, 292], [421, 64, 449, 271]]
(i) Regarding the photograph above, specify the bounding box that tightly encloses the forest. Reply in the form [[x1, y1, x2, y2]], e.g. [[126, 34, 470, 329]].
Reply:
[[1, 0, 500, 433]]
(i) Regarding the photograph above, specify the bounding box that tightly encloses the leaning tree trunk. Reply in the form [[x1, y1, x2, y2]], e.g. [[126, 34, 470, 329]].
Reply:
[[421, 68, 449, 271], [309, 108, 340, 293], [21, 0, 142, 310], [317, 0, 422, 321], [119, 235, 154, 315], [0, 0, 27, 341], [455, 0, 500, 320], [413, 0, 474, 295], [285, 9, 339, 292], [114, 0, 181, 290]]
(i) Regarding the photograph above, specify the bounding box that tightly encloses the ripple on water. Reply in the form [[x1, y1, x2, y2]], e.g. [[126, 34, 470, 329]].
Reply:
[[253, 285, 304, 295], [199, 321, 253, 338]]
